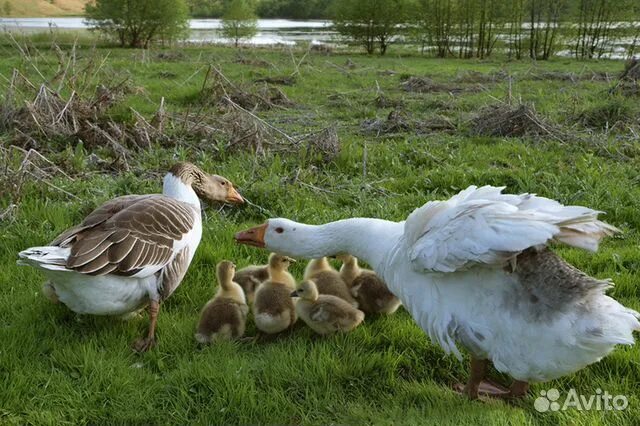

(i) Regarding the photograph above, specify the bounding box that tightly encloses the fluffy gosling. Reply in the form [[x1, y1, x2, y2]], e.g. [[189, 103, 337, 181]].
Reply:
[[234, 253, 295, 304], [292, 279, 365, 335], [303, 257, 358, 307], [253, 253, 297, 334], [337, 254, 401, 315], [195, 261, 249, 343]]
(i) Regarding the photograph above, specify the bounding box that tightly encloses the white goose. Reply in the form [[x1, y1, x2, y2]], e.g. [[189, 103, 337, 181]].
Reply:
[[235, 185, 639, 399], [19, 162, 244, 352]]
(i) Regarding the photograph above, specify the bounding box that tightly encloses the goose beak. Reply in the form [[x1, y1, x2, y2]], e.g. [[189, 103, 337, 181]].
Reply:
[[225, 186, 244, 204], [235, 223, 267, 248]]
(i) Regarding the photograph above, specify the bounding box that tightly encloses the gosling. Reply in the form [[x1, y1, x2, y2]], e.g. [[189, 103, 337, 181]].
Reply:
[[235, 253, 296, 304], [337, 254, 401, 315], [292, 280, 364, 335], [304, 257, 358, 307], [253, 253, 297, 334], [195, 261, 249, 343]]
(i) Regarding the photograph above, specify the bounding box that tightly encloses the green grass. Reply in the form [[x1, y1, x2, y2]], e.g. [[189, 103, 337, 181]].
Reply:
[[1, 38, 639, 425]]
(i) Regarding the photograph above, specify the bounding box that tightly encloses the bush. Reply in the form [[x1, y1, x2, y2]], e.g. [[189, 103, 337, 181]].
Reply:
[[332, 0, 408, 55], [85, 0, 189, 48]]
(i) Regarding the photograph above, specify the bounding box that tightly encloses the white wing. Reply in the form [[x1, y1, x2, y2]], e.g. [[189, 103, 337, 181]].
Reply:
[[405, 186, 619, 273]]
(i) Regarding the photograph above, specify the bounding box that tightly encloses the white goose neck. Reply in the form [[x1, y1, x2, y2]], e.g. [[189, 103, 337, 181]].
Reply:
[[163, 173, 200, 207], [288, 218, 403, 271]]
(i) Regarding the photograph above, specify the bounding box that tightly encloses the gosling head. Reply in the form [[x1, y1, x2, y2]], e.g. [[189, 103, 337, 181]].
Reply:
[[290, 280, 319, 301], [216, 260, 236, 290], [268, 253, 296, 272]]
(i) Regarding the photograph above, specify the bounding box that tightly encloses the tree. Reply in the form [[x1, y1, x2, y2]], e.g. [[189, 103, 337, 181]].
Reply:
[[85, 0, 189, 48], [2, 0, 11, 16], [221, 0, 258, 47], [332, 0, 408, 55]]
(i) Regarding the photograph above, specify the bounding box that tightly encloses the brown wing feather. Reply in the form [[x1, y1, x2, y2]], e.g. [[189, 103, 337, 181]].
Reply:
[[55, 195, 196, 277], [50, 195, 154, 246]]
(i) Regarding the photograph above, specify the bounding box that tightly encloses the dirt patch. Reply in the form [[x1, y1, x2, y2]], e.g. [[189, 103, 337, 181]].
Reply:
[[201, 68, 293, 111], [374, 94, 404, 109], [471, 103, 565, 140], [361, 109, 455, 135], [156, 51, 186, 61], [401, 76, 477, 94], [621, 59, 640, 82], [234, 56, 271, 67], [454, 70, 509, 84], [254, 76, 296, 86]]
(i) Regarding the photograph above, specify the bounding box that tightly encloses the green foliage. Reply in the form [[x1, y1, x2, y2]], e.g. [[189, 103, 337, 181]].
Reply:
[[187, 0, 226, 17], [221, 0, 258, 47], [332, 0, 408, 55], [257, 0, 333, 19], [2, 0, 11, 16], [85, 0, 189, 48]]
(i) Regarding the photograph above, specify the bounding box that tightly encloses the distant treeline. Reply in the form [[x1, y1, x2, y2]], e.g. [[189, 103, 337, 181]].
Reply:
[[187, 0, 332, 19], [187, 0, 640, 59], [408, 0, 640, 59]]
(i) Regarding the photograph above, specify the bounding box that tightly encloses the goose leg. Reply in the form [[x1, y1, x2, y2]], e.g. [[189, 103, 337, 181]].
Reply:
[[455, 358, 510, 399], [132, 300, 159, 352], [508, 380, 530, 398]]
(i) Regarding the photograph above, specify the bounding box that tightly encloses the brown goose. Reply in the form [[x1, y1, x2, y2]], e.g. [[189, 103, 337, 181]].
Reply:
[[18, 162, 244, 352]]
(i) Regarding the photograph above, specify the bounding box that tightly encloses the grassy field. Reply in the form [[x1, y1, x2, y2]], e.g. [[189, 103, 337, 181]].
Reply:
[[1, 0, 87, 17], [0, 34, 639, 425]]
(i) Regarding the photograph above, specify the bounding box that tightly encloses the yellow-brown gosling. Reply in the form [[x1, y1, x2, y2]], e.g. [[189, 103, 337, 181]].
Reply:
[[337, 254, 401, 315], [234, 253, 296, 304], [195, 261, 249, 343], [252, 253, 297, 334], [303, 257, 358, 307], [291, 280, 364, 335]]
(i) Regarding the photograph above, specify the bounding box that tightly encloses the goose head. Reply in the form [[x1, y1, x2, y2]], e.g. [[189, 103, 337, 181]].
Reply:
[[235, 217, 404, 271], [167, 162, 244, 204], [235, 219, 322, 255]]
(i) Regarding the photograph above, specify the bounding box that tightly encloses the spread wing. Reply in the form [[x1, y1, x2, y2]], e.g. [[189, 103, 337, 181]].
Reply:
[[53, 195, 197, 277], [405, 185, 619, 273]]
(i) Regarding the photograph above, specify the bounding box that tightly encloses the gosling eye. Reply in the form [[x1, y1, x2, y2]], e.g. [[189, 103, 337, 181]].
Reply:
[[220, 181, 226, 186], [275, 227, 284, 234]]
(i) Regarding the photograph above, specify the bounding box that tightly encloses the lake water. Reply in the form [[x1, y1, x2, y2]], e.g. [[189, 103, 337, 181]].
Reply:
[[0, 17, 335, 45], [0, 17, 636, 58]]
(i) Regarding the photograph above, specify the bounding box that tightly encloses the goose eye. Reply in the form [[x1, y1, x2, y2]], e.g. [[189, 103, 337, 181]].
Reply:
[[275, 227, 284, 234]]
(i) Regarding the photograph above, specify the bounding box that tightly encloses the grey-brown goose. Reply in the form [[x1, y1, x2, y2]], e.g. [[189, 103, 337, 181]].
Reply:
[[18, 162, 244, 352]]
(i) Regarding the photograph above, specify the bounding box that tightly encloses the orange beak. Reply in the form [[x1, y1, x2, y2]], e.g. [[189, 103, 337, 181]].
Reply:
[[234, 223, 267, 248], [225, 186, 244, 204]]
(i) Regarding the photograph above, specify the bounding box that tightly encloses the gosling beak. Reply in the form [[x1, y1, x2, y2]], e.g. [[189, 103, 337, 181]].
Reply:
[[234, 223, 267, 248], [225, 186, 244, 204], [285, 256, 297, 263], [290, 290, 298, 297]]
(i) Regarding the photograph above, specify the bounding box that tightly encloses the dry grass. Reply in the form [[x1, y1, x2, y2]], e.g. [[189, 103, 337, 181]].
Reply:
[[470, 103, 565, 141], [361, 109, 455, 136]]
